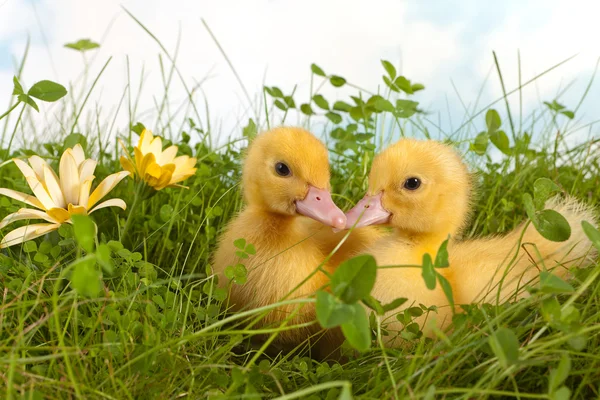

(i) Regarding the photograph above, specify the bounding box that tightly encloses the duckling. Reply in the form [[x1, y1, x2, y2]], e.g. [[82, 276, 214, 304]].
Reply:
[[212, 127, 347, 353], [343, 138, 597, 343], [447, 195, 596, 306], [301, 166, 389, 266], [303, 218, 387, 268]]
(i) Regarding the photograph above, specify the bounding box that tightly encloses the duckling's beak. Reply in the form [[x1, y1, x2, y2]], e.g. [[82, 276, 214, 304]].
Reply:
[[344, 192, 391, 229], [295, 186, 346, 230]]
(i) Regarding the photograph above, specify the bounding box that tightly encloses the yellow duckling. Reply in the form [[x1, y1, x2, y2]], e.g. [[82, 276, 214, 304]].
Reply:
[[304, 218, 387, 268], [212, 127, 348, 351], [343, 138, 597, 344]]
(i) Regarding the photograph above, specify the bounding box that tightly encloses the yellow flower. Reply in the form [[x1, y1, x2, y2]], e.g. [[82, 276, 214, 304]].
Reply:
[[119, 129, 197, 190], [0, 144, 129, 248]]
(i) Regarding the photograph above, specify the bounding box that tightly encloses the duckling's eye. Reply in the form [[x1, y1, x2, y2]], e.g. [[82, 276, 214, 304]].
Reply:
[[275, 162, 291, 177], [403, 177, 421, 190]]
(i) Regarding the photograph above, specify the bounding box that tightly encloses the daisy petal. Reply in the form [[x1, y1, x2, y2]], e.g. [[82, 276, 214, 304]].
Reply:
[[145, 163, 162, 180], [173, 155, 197, 171], [118, 138, 129, 154], [87, 171, 130, 210], [78, 177, 94, 210], [71, 144, 85, 167], [0, 208, 58, 229], [158, 145, 178, 165], [139, 129, 153, 154], [59, 151, 80, 205], [169, 172, 196, 185], [162, 164, 176, 174], [13, 158, 38, 179], [68, 203, 87, 216], [47, 207, 71, 223], [119, 156, 136, 176], [29, 156, 61, 184], [44, 165, 66, 209], [79, 159, 97, 183], [134, 147, 144, 175], [155, 169, 174, 190], [153, 164, 175, 190], [185, 157, 198, 171], [140, 152, 157, 177], [148, 136, 163, 156], [89, 198, 127, 214], [118, 139, 136, 172], [27, 156, 47, 181], [15, 158, 54, 207], [0, 223, 61, 248], [25, 176, 55, 210], [0, 188, 45, 209]]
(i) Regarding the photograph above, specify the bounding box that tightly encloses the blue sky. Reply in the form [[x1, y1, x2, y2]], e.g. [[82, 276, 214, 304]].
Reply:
[[0, 43, 11, 69], [0, 0, 598, 148]]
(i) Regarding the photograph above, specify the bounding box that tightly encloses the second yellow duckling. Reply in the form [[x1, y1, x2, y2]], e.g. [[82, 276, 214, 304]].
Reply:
[[212, 127, 348, 352], [343, 138, 597, 344]]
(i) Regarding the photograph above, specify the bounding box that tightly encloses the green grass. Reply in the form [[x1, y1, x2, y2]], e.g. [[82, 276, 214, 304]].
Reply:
[[1, 16, 600, 399]]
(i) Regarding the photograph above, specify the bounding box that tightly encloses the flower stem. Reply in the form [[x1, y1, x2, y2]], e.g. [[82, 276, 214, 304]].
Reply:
[[2, 103, 26, 161], [121, 182, 143, 245], [0, 101, 20, 122]]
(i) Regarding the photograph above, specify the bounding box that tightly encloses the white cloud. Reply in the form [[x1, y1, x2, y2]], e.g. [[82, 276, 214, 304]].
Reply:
[[481, 1, 600, 102], [0, 0, 598, 149]]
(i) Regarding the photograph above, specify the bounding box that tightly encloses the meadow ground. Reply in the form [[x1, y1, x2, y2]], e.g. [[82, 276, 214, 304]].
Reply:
[[1, 24, 600, 399]]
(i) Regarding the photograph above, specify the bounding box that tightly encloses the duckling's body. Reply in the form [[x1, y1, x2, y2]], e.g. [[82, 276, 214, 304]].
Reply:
[[305, 219, 387, 267], [449, 196, 597, 305], [343, 138, 598, 346], [213, 207, 332, 344], [367, 235, 452, 332], [212, 127, 346, 355], [356, 228, 459, 341]]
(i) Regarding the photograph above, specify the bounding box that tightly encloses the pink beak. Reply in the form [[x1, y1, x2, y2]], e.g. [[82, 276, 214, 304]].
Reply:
[[295, 186, 346, 230], [344, 192, 391, 229]]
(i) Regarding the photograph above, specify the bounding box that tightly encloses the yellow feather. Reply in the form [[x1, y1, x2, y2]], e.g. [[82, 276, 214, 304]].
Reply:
[[211, 127, 345, 358], [353, 138, 598, 347]]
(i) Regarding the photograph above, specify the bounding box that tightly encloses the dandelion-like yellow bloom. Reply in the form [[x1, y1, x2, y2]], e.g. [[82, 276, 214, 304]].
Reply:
[[119, 129, 197, 190], [0, 144, 129, 248]]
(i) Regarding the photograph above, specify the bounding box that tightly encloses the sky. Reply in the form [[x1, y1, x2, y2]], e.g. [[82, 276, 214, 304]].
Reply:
[[0, 0, 599, 148]]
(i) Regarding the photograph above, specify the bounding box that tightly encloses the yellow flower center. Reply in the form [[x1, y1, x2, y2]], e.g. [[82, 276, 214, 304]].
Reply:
[[47, 204, 88, 224]]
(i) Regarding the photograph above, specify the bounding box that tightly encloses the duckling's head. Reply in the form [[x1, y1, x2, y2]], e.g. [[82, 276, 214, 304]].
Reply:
[[345, 139, 471, 238], [242, 127, 346, 229]]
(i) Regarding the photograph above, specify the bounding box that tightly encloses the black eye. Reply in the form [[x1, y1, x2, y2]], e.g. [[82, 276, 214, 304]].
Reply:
[[275, 162, 291, 177], [404, 177, 421, 190]]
